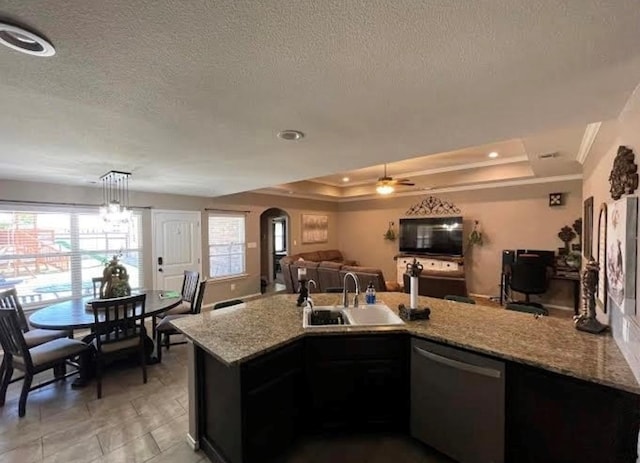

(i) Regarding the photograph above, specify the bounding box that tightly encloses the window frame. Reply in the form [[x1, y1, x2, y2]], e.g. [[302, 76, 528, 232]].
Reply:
[[207, 212, 247, 280], [0, 205, 144, 307]]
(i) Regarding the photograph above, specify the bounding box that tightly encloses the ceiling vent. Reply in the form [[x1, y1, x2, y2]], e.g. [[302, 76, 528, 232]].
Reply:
[[538, 152, 559, 160]]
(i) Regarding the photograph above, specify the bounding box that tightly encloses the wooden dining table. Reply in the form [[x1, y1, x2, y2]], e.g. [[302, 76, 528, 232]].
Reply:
[[29, 289, 182, 386]]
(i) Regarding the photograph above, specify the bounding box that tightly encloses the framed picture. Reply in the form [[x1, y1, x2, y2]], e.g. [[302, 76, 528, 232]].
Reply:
[[596, 203, 608, 313], [583, 196, 594, 259], [606, 196, 638, 315], [301, 214, 328, 244]]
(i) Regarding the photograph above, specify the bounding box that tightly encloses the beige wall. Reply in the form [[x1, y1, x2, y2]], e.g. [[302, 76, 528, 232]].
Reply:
[[0, 180, 338, 306], [337, 180, 582, 307], [583, 85, 640, 380]]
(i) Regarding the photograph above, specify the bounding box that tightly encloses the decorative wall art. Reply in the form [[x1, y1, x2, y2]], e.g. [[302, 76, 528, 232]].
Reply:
[[596, 203, 608, 313], [301, 214, 328, 244], [606, 196, 638, 315], [583, 196, 594, 259], [549, 192, 564, 207], [405, 196, 461, 216], [609, 145, 639, 200]]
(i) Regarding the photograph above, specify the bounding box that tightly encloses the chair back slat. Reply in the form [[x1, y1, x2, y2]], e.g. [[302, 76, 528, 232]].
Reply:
[[0, 308, 31, 367], [181, 271, 200, 306], [0, 288, 29, 332], [92, 277, 105, 299], [193, 280, 207, 314], [90, 294, 146, 348]]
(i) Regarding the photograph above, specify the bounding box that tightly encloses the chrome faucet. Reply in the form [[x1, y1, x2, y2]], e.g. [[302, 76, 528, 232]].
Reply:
[[342, 272, 360, 308], [305, 280, 317, 313]]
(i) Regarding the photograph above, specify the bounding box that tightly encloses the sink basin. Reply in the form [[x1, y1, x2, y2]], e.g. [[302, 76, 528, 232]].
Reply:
[[302, 303, 404, 329], [342, 304, 405, 326], [303, 307, 349, 328]]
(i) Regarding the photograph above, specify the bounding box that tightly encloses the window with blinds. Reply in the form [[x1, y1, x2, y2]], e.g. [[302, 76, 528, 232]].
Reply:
[[0, 208, 143, 307], [208, 214, 246, 279]]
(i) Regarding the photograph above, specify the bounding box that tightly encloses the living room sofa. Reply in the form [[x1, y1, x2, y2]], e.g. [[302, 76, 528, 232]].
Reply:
[[280, 250, 396, 293]]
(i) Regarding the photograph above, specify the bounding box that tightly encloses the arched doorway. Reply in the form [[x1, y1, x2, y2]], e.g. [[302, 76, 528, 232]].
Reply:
[[259, 208, 290, 293]]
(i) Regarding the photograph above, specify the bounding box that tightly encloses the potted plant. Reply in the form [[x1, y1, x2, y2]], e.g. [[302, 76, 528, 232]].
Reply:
[[383, 221, 396, 241], [468, 220, 483, 247]]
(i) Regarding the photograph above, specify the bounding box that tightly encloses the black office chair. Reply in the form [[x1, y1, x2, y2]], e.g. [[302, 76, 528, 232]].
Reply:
[[509, 254, 548, 310], [444, 295, 476, 304], [506, 303, 548, 316]]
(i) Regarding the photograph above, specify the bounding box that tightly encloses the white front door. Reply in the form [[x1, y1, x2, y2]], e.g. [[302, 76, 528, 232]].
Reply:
[[152, 210, 202, 291]]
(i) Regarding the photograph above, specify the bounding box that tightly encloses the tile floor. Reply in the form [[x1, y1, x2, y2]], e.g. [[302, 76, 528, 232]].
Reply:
[[1, 333, 459, 463], [0, 344, 206, 463], [0, 343, 454, 463]]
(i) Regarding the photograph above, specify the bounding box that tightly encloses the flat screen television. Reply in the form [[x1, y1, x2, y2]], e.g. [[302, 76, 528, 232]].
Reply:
[[399, 216, 464, 256]]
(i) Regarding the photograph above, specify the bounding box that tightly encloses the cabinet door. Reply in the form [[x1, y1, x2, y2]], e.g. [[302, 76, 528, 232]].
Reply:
[[411, 338, 505, 463], [506, 363, 640, 463], [307, 360, 357, 430], [242, 341, 304, 463], [357, 359, 407, 430], [244, 369, 302, 463]]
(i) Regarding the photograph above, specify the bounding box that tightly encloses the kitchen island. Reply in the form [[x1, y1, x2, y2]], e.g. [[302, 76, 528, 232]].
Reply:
[[172, 293, 640, 463]]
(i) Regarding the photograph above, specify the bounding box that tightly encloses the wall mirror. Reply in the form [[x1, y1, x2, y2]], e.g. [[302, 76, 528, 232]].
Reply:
[[596, 203, 608, 313]]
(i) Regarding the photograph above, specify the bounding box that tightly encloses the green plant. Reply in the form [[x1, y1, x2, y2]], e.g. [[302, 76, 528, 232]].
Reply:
[[383, 221, 396, 241], [468, 220, 483, 246]]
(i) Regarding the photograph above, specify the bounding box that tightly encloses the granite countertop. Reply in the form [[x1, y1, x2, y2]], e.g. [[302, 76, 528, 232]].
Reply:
[[171, 292, 640, 395]]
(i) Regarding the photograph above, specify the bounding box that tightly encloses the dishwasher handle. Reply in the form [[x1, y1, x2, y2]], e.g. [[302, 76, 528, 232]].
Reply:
[[413, 346, 502, 379]]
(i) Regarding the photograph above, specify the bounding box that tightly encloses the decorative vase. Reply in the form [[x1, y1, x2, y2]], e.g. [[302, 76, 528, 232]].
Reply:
[[102, 255, 131, 298]]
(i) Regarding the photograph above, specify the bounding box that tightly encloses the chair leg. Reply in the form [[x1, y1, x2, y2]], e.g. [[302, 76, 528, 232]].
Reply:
[[139, 339, 147, 385], [95, 356, 103, 400], [164, 333, 170, 351], [18, 373, 32, 418], [0, 364, 12, 407], [155, 330, 163, 364], [53, 362, 66, 380]]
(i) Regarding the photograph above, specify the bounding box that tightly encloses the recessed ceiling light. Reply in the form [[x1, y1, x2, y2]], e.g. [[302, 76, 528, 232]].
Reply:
[[277, 130, 305, 141], [0, 22, 56, 57], [488, 151, 499, 159], [342, 177, 350, 182]]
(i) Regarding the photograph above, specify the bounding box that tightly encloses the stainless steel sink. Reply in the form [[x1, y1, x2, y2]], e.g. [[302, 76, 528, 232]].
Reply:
[[303, 303, 404, 329]]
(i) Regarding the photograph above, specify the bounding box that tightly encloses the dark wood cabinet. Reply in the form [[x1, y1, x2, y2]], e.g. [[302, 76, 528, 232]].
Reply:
[[506, 362, 640, 463], [196, 334, 639, 463], [199, 341, 305, 463], [305, 335, 408, 432]]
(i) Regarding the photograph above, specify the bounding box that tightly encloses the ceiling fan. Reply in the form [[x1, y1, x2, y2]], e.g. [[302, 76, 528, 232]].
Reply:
[[376, 164, 415, 195]]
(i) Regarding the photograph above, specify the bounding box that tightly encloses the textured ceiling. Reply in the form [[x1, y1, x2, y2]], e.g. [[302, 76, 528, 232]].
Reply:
[[1, 1, 640, 197]]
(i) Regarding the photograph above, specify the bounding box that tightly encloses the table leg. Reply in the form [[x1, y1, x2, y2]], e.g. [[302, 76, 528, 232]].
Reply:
[[71, 333, 96, 388]]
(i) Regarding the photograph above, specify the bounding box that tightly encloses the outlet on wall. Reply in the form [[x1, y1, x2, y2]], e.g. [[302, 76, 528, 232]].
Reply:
[[230, 283, 236, 291]]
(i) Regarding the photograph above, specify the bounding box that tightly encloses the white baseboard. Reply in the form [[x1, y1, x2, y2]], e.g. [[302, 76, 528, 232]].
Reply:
[[186, 433, 199, 450]]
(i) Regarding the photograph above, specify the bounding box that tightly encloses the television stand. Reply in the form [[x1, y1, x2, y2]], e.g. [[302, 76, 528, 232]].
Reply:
[[394, 254, 463, 286]]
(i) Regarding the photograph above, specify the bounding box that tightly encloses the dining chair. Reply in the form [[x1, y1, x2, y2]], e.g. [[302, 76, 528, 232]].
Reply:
[[155, 280, 206, 363], [161, 270, 200, 316], [89, 294, 147, 399], [0, 288, 71, 347], [152, 270, 200, 339], [213, 299, 245, 310], [0, 308, 89, 417], [91, 277, 104, 299]]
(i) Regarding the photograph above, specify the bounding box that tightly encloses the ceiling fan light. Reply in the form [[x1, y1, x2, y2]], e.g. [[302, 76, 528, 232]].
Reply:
[[376, 184, 394, 195]]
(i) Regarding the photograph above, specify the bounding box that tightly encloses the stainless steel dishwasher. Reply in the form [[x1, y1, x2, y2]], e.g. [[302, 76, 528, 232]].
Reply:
[[410, 338, 505, 463]]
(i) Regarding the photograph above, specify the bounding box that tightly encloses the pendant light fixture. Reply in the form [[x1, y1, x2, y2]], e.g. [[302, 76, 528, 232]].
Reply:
[[99, 171, 132, 225]]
